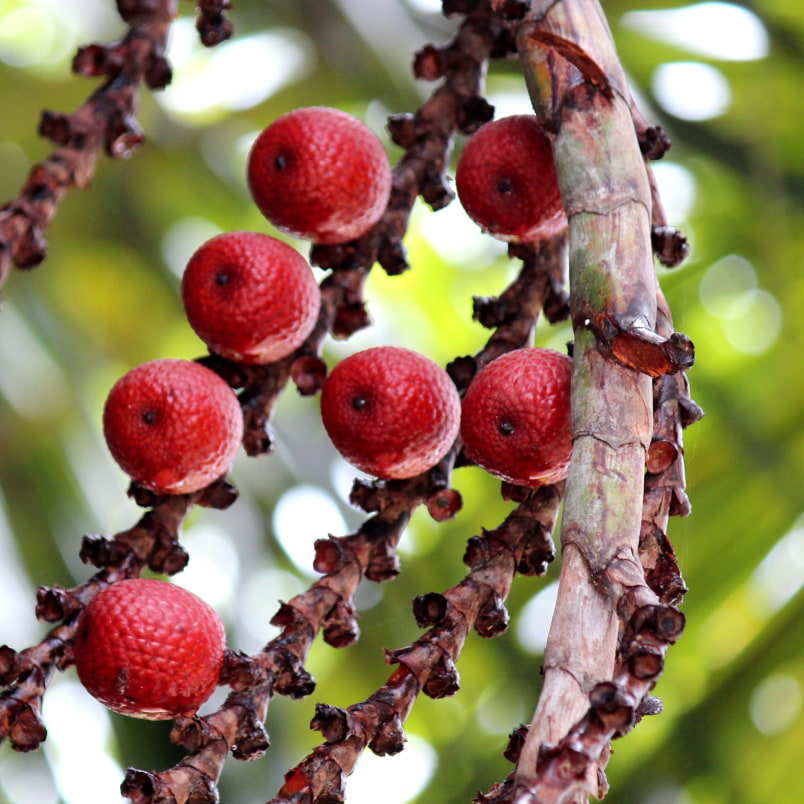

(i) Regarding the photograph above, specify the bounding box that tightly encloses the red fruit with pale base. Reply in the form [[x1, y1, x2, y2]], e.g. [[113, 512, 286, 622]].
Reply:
[[103, 358, 243, 495], [455, 115, 567, 242], [247, 106, 392, 244], [73, 579, 226, 720], [320, 346, 460, 480], [460, 348, 573, 486], [182, 231, 320, 364]]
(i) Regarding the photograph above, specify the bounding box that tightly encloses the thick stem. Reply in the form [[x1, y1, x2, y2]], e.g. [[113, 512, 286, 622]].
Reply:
[[512, 1, 657, 800]]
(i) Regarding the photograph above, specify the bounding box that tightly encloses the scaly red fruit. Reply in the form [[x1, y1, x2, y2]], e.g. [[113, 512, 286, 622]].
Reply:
[[455, 115, 567, 242], [320, 346, 460, 480], [247, 106, 392, 244], [73, 579, 226, 720], [182, 231, 320, 364], [460, 348, 573, 486], [103, 358, 243, 494]]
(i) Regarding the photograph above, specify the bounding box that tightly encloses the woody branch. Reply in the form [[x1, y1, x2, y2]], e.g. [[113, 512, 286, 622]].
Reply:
[[474, 1, 697, 802]]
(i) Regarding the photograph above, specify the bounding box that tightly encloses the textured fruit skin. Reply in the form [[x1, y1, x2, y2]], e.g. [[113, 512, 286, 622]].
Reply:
[[320, 346, 461, 480], [182, 231, 320, 364], [455, 115, 567, 242], [460, 348, 573, 486], [103, 358, 243, 494], [73, 579, 226, 720], [247, 106, 392, 244]]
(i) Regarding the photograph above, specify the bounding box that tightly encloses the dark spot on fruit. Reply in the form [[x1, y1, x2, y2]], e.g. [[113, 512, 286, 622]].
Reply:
[[215, 271, 229, 287], [142, 410, 158, 425], [498, 419, 515, 436], [275, 152, 289, 170], [352, 396, 368, 411], [114, 668, 129, 694], [497, 177, 513, 195]]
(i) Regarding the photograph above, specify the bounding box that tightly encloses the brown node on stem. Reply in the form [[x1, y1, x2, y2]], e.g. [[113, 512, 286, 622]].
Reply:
[[504, 724, 530, 764], [121, 764, 219, 804], [35, 587, 83, 624], [652, 225, 692, 268], [426, 487, 463, 521], [587, 313, 695, 377], [638, 124, 672, 160], [413, 43, 448, 81], [196, 0, 233, 47]]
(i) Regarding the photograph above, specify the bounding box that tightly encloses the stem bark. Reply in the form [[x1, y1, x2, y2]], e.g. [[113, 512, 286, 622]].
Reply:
[[513, 1, 658, 799]]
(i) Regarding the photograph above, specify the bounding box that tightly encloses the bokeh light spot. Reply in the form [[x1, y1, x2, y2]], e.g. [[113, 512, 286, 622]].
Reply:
[[346, 733, 437, 804], [0, 301, 69, 422], [721, 289, 782, 355], [174, 522, 240, 611], [0, 492, 40, 648], [236, 565, 305, 651], [160, 22, 314, 124], [41, 679, 124, 804], [476, 680, 526, 735], [516, 581, 558, 655], [652, 62, 731, 121], [415, 197, 506, 268], [273, 484, 348, 576], [621, 2, 769, 61], [699, 255, 758, 320], [162, 217, 223, 278], [0, 748, 57, 804], [750, 674, 802, 735], [0, 6, 57, 67], [748, 521, 804, 617], [652, 162, 697, 224]]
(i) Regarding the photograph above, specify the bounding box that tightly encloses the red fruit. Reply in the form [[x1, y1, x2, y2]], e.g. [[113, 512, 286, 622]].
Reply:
[[73, 579, 226, 720], [455, 115, 567, 242], [247, 106, 392, 244], [460, 348, 573, 486], [182, 231, 320, 364], [103, 358, 243, 494], [320, 346, 460, 480]]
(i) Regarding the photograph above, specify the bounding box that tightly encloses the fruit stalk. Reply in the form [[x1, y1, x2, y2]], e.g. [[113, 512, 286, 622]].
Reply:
[[268, 483, 563, 804], [509, 1, 682, 801]]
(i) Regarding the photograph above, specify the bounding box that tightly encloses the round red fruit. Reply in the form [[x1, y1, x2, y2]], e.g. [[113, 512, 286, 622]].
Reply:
[[460, 348, 573, 486], [455, 115, 567, 242], [73, 579, 226, 720], [103, 358, 243, 494], [182, 231, 320, 364], [247, 106, 392, 244], [320, 346, 460, 480]]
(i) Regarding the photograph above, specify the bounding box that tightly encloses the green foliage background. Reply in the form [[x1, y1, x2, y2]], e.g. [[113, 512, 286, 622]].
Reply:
[[0, 1, 802, 803]]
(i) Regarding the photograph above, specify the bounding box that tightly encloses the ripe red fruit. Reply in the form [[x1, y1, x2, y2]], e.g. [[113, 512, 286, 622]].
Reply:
[[182, 231, 320, 364], [103, 358, 243, 494], [320, 346, 460, 480], [455, 115, 567, 242], [460, 348, 573, 486], [247, 106, 392, 244], [73, 579, 226, 720]]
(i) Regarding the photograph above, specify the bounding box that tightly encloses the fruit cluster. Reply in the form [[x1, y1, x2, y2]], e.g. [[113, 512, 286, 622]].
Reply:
[[83, 106, 571, 720]]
